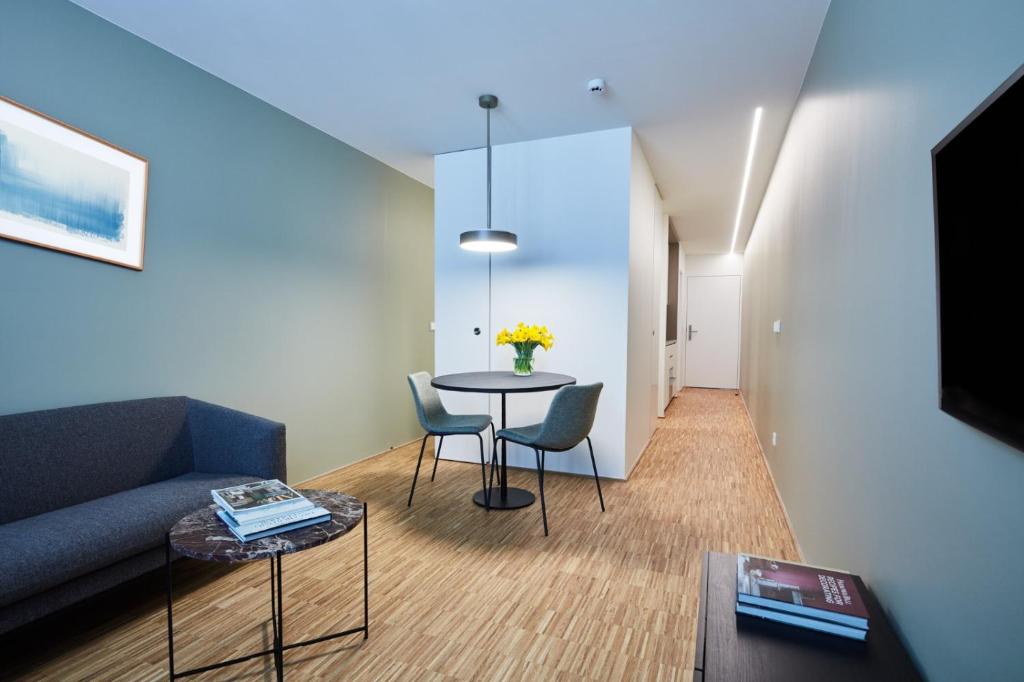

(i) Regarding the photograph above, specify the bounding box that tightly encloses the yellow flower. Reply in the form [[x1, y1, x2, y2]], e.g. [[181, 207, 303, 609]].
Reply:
[[496, 322, 554, 350]]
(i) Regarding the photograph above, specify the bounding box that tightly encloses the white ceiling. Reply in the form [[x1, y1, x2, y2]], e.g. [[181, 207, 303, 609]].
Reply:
[[71, 0, 829, 254]]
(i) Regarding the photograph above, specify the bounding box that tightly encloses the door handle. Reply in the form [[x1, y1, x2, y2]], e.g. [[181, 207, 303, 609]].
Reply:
[[688, 324, 698, 341]]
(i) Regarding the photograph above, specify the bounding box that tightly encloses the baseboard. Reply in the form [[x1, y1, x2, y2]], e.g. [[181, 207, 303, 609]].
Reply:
[[296, 437, 421, 486], [624, 428, 657, 479], [738, 392, 805, 562]]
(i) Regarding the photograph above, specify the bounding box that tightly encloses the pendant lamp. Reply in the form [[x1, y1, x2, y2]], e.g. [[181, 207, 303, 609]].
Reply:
[[459, 94, 518, 252]]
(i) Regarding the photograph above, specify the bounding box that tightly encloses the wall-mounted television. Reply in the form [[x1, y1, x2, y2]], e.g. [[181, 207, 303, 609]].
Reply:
[[932, 63, 1024, 452]]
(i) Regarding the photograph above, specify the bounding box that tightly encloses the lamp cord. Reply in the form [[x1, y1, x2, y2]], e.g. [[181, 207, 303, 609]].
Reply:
[[486, 106, 491, 230], [486, 104, 493, 371]]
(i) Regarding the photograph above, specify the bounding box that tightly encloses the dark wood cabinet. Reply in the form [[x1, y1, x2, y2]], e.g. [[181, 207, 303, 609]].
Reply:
[[693, 552, 922, 681]]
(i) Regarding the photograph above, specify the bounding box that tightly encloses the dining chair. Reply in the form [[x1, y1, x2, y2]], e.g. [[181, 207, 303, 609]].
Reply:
[[491, 383, 605, 535], [407, 372, 494, 509]]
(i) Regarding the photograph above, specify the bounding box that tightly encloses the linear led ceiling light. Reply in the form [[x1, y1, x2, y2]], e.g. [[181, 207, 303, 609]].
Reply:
[[729, 106, 763, 254]]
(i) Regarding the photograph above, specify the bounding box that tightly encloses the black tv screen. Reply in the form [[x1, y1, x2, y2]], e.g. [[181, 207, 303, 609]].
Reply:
[[933, 63, 1024, 451]]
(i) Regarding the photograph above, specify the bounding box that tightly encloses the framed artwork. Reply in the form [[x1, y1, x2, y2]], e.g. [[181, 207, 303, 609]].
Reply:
[[0, 96, 148, 270]]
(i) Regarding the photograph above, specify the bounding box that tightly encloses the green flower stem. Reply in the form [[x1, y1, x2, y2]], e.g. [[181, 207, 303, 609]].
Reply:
[[513, 342, 538, 376]]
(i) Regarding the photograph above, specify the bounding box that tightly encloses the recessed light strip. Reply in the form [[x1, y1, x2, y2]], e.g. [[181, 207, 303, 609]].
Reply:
[[729, 106, 763, 254]]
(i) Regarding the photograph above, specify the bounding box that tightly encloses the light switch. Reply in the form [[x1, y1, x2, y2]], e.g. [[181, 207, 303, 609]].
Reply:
[[771, 432, 778, 447], [429, 321, 436, 332], [772, 319, 782, 334]]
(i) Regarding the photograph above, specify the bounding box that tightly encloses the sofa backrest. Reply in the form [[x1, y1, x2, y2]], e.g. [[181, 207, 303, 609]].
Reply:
[[0, 397, 193, 524]]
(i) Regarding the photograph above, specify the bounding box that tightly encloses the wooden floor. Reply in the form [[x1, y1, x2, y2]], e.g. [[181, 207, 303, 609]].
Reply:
[[2, 388, 799, 681]]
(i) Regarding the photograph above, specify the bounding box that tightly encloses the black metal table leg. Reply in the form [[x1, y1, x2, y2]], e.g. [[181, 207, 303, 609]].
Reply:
[[501, 392, 507, 494], [363, 502, 369, 639], [275, 551, 284, 681], [270, 557, 278, 646], [164, 504, 370, 680], [165, 534, 174, 680]]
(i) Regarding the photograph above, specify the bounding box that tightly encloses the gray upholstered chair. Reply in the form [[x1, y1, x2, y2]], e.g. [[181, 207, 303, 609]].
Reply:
[[492, 383, 605, 535], [407, 372, 494, 508]]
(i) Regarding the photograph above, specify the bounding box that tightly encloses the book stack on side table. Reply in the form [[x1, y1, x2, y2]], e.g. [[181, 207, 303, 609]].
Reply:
[[212, 479, 331, 542], [736, 554, 870, 640]]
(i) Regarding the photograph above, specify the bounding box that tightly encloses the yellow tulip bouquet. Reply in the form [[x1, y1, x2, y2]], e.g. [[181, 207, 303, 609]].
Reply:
[[496, 322, 555, 376]]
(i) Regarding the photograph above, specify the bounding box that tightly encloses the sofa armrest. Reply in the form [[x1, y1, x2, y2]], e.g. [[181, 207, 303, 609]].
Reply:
[[187, 399, 287, 482]]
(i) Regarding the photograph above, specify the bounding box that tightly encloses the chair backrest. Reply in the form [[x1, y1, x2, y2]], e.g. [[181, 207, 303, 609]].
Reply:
[[535, 383, 603, 452], [407, 372, 447, 433]]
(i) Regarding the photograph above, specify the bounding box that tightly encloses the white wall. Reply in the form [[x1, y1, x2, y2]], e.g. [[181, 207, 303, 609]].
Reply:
[[675, 243, 687, 399], [739, 2, 1024, 679], [685, 253, 744, 276], [435, 127, 633, 479], [625, 134, 665, 475]]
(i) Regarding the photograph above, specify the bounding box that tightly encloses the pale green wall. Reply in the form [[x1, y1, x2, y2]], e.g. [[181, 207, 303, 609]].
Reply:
[[741, 1, 1024, 679], [0, 0, 434, 483]]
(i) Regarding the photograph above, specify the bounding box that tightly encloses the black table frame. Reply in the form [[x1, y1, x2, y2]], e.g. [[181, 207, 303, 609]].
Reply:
[[164, 502, 368, 681], [431, 372, 576, 510]]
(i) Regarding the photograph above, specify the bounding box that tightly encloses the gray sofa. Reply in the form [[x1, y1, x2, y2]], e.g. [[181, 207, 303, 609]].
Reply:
[[0, 397, 285, 634]]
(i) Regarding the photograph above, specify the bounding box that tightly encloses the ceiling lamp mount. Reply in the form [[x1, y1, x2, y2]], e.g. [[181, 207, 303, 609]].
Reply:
[[459, 94, 518, 253]]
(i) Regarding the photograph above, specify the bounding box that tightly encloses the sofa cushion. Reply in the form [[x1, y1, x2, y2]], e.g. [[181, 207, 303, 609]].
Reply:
[[0, 472, 258, 608], [0, 397, 195, 524]]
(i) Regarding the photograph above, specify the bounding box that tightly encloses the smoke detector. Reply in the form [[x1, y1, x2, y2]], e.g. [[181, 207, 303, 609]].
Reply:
[[587, 78, 606, 94]]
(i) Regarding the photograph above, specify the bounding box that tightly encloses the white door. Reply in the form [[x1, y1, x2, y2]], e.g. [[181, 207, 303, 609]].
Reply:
[[684, 275, 741, 389]]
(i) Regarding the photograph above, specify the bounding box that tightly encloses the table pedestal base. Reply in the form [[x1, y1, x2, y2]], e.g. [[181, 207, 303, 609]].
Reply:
[[474, 486, 535, 510]]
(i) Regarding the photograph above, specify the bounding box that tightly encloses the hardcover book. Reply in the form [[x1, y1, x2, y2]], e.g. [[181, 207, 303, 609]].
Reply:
[[736, 554, 869, 630], [212, 479, 313, 521], [216, 510, 330, 542], [219, 506, 331, 534], [735, 603, 868, 640]]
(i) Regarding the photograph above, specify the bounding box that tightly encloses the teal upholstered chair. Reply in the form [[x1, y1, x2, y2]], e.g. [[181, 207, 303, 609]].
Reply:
[[492, 383, 605, 535], [407, 372, 494, 508]]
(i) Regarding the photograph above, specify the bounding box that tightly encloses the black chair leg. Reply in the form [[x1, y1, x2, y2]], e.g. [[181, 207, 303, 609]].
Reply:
[[476, 433, 490, 510], [534, 448, 549, 536], [430, 435, 445, 482], [489, 435, 499, 493], [407, 433, 429, 507], [586, 436, 605, 512]]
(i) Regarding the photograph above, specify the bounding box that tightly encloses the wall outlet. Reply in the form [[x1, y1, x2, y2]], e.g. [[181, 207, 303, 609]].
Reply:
[[771, 431, 778, 447], [772, 319, 782, 334]]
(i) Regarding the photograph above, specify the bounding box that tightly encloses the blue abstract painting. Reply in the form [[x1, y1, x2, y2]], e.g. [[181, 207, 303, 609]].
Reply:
[[0, 97, 147, 269]]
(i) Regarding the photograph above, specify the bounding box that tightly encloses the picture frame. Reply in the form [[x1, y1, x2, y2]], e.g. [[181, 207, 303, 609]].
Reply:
[[0, 95, 148, 270]]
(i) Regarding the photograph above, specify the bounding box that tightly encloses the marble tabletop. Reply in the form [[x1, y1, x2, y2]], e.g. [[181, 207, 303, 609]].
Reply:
[[169, 489, 364, 563]]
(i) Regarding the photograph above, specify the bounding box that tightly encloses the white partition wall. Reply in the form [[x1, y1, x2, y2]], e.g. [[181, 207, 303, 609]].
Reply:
[[435, 127, 664, 480]]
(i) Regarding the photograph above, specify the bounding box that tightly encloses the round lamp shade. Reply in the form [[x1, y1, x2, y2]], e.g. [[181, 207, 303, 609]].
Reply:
[[459, 229, 518, 252]]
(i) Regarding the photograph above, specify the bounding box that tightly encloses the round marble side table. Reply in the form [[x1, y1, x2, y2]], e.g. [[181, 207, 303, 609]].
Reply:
[[164, 489, 367, 681]]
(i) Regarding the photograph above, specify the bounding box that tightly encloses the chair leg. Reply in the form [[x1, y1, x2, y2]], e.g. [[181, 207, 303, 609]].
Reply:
[[407, 433, 429, 507], [586, 436, 605, 512], [476, 433, 491, 510], [430, 435, 445, 482], [534, 448, 549, 536], [489, 435, 499, 494]]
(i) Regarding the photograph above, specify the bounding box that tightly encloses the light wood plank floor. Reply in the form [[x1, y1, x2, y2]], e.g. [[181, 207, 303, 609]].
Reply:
[[2, 388, 799, 681]]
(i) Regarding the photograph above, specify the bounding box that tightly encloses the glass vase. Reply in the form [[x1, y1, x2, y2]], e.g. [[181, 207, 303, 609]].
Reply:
[[513, 349, 535, 376]]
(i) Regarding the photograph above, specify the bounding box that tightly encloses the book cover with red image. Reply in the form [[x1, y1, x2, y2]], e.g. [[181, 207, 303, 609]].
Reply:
[[736, 554, 869, 630]]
